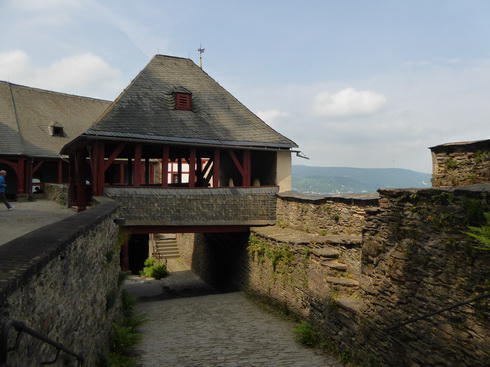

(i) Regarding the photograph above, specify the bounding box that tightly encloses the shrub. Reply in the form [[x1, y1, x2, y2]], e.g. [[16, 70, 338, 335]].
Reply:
[[140, 258, 168, 279]]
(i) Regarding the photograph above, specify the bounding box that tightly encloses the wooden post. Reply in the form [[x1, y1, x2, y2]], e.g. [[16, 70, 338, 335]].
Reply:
[[213, 149, 220, 188], [243, 150, 251, 186], [68, 154, 76, 206], [189, 148, 196, 188], [134, 144, 142, 187], [76, 152, 87, 212], [162, 146, 169, 187]]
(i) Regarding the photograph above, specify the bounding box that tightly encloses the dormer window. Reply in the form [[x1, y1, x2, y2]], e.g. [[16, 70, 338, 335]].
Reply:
[[175, 93, 192, 111], [49, 122, 64, 137]]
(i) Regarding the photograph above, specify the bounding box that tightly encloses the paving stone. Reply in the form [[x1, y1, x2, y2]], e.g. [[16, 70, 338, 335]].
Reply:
[[128, 268, 343, 367]]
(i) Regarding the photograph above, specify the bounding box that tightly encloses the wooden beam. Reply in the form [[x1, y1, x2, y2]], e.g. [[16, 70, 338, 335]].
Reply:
[[227, 150, 245, 176], [104, 143, 126, 171], [129, 225, 251, 234]]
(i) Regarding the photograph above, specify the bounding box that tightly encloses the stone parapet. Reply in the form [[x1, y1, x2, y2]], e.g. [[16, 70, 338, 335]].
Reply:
[[276, 191, 378, 236], [105, 186, 279, 226], [0, 201, 122, 366]]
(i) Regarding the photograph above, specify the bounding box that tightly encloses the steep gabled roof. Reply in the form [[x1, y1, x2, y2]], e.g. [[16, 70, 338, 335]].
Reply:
[[63, 55, 297, 153], [0, 81, 111, 158]]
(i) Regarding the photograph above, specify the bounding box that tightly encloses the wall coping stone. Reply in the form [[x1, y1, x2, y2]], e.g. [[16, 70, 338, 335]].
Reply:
[[277, 190, 379, 206], [0, 201, 120, 304]]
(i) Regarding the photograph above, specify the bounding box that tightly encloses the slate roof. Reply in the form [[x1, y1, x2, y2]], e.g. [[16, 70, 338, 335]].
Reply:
[[62, 55, 297, 153], [0, 81, 111, 158]]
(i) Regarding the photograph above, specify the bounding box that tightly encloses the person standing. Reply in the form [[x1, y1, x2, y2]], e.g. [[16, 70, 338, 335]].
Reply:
[[0, 170, 13, 210]]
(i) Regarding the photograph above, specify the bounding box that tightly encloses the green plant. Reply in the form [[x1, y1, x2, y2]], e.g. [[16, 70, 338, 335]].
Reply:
[[293, 321, 318, 346], [319, 229, 327, 236], [111, 324, 142, 354], [445, 157, 458, 170], [463, 212, 490, 250], [140, 258, 168, 279], [331, 213, 340, 222], [277, 220, 286, 229], [121, 289, 137, 314]]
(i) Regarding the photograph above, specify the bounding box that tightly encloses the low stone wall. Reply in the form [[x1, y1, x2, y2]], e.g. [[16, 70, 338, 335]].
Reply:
[[0, 201, 122, 367], [276, 192, 378, 235], [44, 183, 69, 206]]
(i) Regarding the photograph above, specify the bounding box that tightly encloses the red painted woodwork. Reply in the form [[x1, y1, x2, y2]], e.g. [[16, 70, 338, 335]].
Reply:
[[162, 146, 169, 187], [174, 93, 192, 110], [129, 225, 250, 234], [134, 144, 142, 187], [105, 143, 126, 171], [189, 148, 196, 188], [213, 149, 220, 187]]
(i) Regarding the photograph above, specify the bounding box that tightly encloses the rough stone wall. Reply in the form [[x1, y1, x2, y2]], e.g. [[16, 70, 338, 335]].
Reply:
[[276, 192, 378, 236], [44, 183, 69, 206], [245, 188, 490, 367], [0, 201, 122, 367], [360, 186, 490, 366], [431, 143, 490, 187]]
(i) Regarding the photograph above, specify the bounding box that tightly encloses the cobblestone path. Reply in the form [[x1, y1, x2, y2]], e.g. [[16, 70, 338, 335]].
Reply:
[[125, 262, 343, 367]]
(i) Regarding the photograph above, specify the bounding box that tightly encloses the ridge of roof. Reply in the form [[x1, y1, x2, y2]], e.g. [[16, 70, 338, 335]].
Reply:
[[0, 80, 112, 103]]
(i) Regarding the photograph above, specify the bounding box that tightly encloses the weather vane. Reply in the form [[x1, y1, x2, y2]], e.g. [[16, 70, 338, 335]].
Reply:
[[198, 45, 205, 68]]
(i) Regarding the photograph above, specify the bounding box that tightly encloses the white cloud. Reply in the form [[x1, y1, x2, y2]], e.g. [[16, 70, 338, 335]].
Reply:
[[256, 109, 290, 127], [312, 87, 387, 118], [0, 50, 124, 99], [0, 50, 30, 78]]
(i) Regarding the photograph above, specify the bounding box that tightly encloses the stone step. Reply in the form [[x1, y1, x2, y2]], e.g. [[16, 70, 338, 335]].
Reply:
[[334, 297, 362, 314], [326, 277, 359, 287], [311, 248, 340, 259], [323, 260, 347, 271]]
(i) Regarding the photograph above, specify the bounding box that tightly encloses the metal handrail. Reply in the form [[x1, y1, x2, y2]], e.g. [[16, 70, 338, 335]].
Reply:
[[0, 319, 84, 366], [386, 290, 490, 332]]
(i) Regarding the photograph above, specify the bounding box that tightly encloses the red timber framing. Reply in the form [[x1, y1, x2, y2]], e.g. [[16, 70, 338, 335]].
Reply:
[[68, 140, 258, 209], [0, 156, 68, 196]]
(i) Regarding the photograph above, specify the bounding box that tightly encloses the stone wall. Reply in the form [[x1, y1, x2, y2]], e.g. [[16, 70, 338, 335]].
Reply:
[[244, 188, 490, 367], [105, 186, 278, 226], [431, 140, 490, 187], [0, 201, 122, 367], [44, 183, 69, 206], [276, 192, 378, 235], [360, 186, 490, 366]]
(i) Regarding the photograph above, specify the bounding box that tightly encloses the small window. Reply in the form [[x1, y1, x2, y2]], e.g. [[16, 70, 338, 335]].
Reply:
[[52, 126, 64, 137], [175, 93, 192, 110]]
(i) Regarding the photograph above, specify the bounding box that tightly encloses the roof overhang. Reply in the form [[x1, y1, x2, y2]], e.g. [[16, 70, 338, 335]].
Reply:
[[60, 131, 298, 155]]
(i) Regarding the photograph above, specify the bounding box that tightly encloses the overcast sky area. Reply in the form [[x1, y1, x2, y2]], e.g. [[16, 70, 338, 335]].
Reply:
[[1, 0, 490, 173]]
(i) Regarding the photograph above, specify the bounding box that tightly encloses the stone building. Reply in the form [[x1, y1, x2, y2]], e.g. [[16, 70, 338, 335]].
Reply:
[[430, 139, 490, 187], [0, 81, 111, 198]]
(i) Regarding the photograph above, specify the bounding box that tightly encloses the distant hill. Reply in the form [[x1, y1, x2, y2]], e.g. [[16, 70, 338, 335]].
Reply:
[[292, 166, 432, 195]]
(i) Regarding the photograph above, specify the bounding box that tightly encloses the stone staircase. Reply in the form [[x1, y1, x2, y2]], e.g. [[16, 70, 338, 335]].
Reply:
[[310, 241, 362, 314], [152, 234, 180, 259]]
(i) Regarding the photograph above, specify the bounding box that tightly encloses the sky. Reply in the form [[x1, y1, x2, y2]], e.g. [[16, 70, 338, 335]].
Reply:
[[1, 0, 490, 173]]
